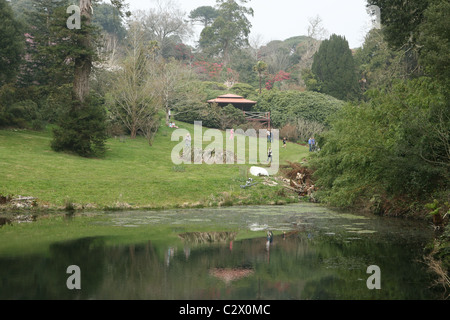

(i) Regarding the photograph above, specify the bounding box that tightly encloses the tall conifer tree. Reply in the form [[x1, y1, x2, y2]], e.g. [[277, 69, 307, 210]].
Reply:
[[0, 0, 24, 86], [311, 34, 359, 101]]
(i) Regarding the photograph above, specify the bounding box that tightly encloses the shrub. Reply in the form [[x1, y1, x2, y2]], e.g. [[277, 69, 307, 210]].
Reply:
[[51, 95, 108, 157], [311, 78, 449, 211], [254, 90, 344, 128]]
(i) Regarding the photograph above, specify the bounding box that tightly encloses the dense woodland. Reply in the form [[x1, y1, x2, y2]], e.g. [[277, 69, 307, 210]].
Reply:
[[0, 0, 448, 247]]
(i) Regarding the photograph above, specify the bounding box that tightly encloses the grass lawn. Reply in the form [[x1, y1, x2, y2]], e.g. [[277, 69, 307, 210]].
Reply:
[[0, 121, 309, 210]]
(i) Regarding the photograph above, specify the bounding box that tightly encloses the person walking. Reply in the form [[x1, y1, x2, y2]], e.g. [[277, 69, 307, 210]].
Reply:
[[185, 133, 191, 148], [267, 130, 271, 143], [282, 137, 287, 148], [308, 137, 312, 152], [229, 128, 234, 140]]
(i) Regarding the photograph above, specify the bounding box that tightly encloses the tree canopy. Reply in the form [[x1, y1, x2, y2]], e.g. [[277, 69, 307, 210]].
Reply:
[[199, 0, 253, 65], [0, 0, 24, 86], [311, 34, 359, 101], [189, 6, 219, 28]]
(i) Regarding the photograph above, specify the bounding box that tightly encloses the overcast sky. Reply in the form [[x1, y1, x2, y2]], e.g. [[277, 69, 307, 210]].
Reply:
[[126, 0, 375, 49]]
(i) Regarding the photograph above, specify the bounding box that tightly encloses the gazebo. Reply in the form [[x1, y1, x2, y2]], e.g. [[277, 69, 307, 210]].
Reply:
[[207, 94, 256, 111], [207, 93, 271, 129]]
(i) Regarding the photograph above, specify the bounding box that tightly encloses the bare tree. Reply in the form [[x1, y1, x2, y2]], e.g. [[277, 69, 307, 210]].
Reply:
[[249, 33, 265, 60], [296, 118, 325, 144], [153, 58, 195, 125], [137, 0, 192, 56], [303, 15, 327, 64], [298, 15, 328, 86], [307, 15, 329, 41]]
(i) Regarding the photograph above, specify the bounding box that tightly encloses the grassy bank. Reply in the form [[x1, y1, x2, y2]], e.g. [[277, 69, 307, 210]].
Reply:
[[0, 121, 309, 211]]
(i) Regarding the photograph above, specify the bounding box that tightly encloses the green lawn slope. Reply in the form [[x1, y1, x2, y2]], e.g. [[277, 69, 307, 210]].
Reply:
[[0, 121, 309, 210]]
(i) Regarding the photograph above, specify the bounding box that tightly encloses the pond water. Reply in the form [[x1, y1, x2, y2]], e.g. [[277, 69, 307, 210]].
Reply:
[[0, 203, 440, 300]]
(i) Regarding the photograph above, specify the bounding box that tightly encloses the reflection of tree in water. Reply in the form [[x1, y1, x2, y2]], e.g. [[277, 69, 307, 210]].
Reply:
[[48, 236, 107, 299], [0, 229, 439, 299], [0, 237, 107, 299]]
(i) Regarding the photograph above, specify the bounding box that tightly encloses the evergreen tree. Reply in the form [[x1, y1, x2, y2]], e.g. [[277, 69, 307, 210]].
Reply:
[[0, 0, 24, 86], [367, 0, 431, 49], [199, 0, 253, 65], [49, 0, 129, 157], [189, 6, 219, 28], [17, 0, 74, 88], [418, 0, 450, 88], [311, 34, 359, 101]]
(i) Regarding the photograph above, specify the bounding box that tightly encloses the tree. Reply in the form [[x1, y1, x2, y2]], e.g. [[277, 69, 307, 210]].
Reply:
[[353, 29, 412, 94], [258, 40, 292, 74], [228, 48, 258, 86], [13, 0, 73, 88], [311, 78, 448, 210], [366, 0, 432, 78], [299, 16, 327, 70], [92, 2, 127, 41], [253, 60, 267, 94], [106, 22, 159, 140], [70, 0, 129, 105], [72, 0, 94, 104], [311, 34, 359, 101], [137, 0, 192, 59], [154, 58, 195, 126], [417, 0, 450, 87], [0, 0, 24, 86], [199, 0, 253, 65], [50, 0, 130, 156], [189, 6, 219, 28], [367, 0, 431, 49], [51, 95, 108, 157]]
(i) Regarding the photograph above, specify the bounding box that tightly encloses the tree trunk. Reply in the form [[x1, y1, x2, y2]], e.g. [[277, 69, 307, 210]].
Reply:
[[259, 74, 262, 94], [73, 0, 92, 105], [131, 124, 137, 139], [73, 56, 92, 104]]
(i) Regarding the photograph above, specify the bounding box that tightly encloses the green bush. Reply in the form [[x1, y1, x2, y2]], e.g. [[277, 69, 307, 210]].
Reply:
[[254, 90, 344, 128], [230, 83, 257, 99], [51, 95, 108, 157], [311, 78, 449, 212], [0, 84, 51, 129]]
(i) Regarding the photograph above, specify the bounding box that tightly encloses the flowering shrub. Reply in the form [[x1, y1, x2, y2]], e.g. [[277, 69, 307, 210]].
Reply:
[[174, 43, 193, 61], [193, 61, 224, 81], [265, 70, 291, 90]]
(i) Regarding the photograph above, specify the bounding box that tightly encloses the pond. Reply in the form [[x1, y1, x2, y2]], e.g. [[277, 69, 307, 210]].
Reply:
[[0, 203, 440, 300]]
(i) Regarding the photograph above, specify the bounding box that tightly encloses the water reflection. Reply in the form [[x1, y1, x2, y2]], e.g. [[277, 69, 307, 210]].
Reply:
[[0, 204, 441, 300]]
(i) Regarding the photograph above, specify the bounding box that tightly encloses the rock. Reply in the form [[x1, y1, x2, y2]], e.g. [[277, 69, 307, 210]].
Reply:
[[10, 196, 37, 209]]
